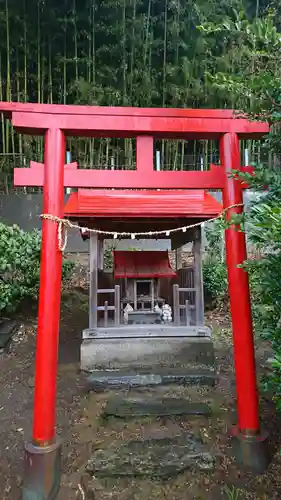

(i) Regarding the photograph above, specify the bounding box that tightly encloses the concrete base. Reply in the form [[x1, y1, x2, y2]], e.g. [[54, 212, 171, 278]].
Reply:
[[231, 426, 270, 474], [81, 327, 214, 372], [23, 440, 62, 500], [83, 325, 211, 339]]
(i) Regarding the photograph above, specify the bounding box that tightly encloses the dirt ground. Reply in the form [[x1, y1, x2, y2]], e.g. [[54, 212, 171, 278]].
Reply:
[[1, 261, 281, 499]]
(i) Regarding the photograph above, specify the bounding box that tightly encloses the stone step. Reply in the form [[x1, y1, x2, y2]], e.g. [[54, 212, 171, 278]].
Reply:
[[86, 367, 217, 392], [81, 334, 215, 372], [103, 396, 211, 418], [85, 432, 216, 479]]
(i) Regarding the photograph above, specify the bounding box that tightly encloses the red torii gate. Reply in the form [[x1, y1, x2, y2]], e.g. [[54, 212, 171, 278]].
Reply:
[[0, 103, 269, 499]]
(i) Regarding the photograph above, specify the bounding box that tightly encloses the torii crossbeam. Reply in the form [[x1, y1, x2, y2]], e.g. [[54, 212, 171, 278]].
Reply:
[[0, 102, 270, 499]]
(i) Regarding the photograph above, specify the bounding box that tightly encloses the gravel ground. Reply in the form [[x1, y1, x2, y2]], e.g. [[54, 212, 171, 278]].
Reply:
[[1, 267, 281, 499]]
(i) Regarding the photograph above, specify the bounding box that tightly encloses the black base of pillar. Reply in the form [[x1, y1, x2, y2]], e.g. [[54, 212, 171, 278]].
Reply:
[[231, 426, 270, 474], [22, 440, 62, 500]]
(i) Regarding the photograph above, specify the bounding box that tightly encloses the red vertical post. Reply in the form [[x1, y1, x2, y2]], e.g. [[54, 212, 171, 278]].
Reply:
[[33, 128, 65, 445], [136, 135, 154, 174], [220, 132, 259, 434]]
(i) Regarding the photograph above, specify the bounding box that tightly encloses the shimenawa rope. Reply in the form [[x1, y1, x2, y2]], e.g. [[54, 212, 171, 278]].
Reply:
[[40, 203, 244, 252]]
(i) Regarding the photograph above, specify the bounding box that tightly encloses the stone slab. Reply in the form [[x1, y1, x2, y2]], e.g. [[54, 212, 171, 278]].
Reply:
[[86, 368, 217, 391], [161, 370, 216, 386], [85, 433, 215, 478], [81, 336, 215, 372], [0, 320, 18, 349], [104, 396, 211, 418], [87, 373, 162, 391]]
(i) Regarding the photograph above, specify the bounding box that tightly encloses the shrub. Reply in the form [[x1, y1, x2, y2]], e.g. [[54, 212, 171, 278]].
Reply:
[[198, 10, 281, 407], [204, 219, 225, 262], [242, 198, 281, 410], [0, 222, 74, 314], [203, 261, 228, 308]]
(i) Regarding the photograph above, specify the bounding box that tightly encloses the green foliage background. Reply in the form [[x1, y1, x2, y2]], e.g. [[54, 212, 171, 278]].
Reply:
[[198, 5, 281, 407], [0, 0, 272, 188], [0, 222, 74, 314]]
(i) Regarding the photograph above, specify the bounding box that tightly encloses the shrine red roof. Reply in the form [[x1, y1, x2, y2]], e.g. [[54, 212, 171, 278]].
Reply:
[[113, 250, 177, 279], [64, 189, 222, 219]]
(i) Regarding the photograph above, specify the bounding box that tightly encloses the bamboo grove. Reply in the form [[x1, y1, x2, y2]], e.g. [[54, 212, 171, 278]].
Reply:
[[0, 0, 270, 192]]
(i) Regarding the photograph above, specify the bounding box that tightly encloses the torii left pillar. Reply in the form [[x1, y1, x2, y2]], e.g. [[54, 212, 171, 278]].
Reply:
[[23, 128, 65, 500]]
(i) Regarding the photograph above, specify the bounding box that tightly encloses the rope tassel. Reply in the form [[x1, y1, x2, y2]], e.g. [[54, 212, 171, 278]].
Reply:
[[58, 221, 68, 252]]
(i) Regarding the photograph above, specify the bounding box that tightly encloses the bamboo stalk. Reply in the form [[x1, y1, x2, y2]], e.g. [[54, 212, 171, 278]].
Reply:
[[180, 141, 184, 170], [41, 43, 45, 103], [48, 38, 53, 104], [72, 0, 80, 163], [63, 1, 67, 104], [105, 139, 109, 168], [4, 0, 13, 177], [5, 0, 11, 102], [89, 0, 96, 165], [175, 0, 180, 68], [162, 0, 168, 108], [121, 0, 127, 104], [129, 0, 136, 103], [37, 0, 41, 103], [173, 142, 179, 170], [21, 0, 28, 164], [14, 45, 22, 161], [0, 50, 6, 193], [92, 0, 96, 88], [87, 1, 91, 83], [148, 28, 153, 105], [0, 53, 5, 156], [73, 0, 78, 82], [23, 0, 27, 102], [143, 0, 152, 68]]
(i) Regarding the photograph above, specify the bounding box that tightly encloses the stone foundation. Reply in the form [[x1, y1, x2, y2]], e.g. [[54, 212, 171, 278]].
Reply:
[[81, 326, 213, 372]]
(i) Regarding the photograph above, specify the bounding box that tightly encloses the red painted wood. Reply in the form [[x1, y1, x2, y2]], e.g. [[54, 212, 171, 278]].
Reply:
[[136, 136, 153, 173], [113, 250, 177, 279], [32, 128, 65, 445], [11, 110, 268, 138], [220, 132, 259, 434], [14, 165, 225, 189], [64, 189, 222, 219]]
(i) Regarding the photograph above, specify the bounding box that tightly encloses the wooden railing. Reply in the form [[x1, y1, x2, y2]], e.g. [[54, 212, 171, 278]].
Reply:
[[97, 285, 121, 327], [173, 283, 196, 326], [174, 256, 204, 326]]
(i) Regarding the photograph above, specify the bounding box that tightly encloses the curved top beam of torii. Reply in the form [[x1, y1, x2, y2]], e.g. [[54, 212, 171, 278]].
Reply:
[[0, 101, 268, 138]]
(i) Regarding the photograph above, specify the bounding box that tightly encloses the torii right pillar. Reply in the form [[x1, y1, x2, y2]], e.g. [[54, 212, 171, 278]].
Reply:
[[220, 132, 269, 473]]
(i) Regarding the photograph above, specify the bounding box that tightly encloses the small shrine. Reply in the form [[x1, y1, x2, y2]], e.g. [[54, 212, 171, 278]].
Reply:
[[64, 187, 223, 333], [113, 250, 176, 324]]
